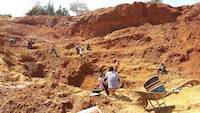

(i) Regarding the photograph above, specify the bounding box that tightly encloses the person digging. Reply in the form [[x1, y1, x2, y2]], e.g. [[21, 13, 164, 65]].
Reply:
[[27, 39, 34, 49], [49, 44, 59, 57], [158, 63, 168, 75]]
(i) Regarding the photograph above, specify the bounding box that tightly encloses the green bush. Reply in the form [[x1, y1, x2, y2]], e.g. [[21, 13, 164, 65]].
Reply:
[[27, 1, 69, 16], [26, 5, 47, 16], [55, 5, 69, 16], [0, 14, 12, 17], [148, 0, 163, 3]]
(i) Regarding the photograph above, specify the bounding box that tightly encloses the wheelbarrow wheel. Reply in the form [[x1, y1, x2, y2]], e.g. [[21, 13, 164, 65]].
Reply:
[[136, 97, 148, 108]]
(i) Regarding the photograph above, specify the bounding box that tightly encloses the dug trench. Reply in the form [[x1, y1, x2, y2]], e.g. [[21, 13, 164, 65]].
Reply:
[[13, 47, 99, 91], [44, 55, 136, 91], [66, 62, 97, 89]]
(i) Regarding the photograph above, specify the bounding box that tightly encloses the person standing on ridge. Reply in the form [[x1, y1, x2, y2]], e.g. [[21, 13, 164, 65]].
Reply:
[[158, 63, 167, 75], [75, 44, 80, 55], [79, 47, 83, 63], [27, 39, 34, 49], [49, 44, 59, 57]]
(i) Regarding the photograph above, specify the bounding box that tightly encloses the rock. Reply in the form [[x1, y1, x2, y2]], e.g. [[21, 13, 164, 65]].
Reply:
[[23, 62, 46, 78]]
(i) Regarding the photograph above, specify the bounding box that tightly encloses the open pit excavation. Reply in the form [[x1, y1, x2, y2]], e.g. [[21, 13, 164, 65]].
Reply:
[[0, 2, 200, 113]]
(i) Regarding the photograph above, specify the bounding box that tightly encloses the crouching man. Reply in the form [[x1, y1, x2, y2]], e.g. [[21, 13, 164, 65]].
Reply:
[[104, 66, 119, 96]]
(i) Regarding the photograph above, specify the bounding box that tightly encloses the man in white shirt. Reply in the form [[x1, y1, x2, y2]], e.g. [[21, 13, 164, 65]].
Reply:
[[105, 66, 119, 96]]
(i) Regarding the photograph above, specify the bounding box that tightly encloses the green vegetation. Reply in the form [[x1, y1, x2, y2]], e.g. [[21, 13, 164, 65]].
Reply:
[[0, 14, 12, 17], [148, 0, 163, 3], [55, 5, 69, 16], [26, 1, 69, 16]]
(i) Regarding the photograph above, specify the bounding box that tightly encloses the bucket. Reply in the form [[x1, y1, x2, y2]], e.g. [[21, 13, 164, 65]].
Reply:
[[151, 85, 166, 92], [144, 76, 166, 92]]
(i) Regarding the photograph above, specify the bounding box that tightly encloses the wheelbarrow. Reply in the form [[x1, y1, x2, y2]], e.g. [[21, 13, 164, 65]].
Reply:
[[134, 91, 172, 108], [135, 76, 173, 108], [134, 77, 200, 109]]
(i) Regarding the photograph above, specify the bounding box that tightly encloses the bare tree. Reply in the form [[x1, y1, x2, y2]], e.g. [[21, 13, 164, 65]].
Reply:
[[148, 0, 163, 3], [56, 5, 69, 16], [69, 0, 89, 15]]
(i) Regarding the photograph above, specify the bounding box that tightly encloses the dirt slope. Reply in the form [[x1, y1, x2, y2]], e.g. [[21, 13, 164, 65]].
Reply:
[[0, 2, 199, 113], [14, 2, 181, 37]]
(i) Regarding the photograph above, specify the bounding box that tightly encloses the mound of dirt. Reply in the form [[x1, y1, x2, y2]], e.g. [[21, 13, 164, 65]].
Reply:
[[177, 4, 200, 23], [66, 2, 180, 37], [0, 83, 89, 113], [13, 2, 181, 37]]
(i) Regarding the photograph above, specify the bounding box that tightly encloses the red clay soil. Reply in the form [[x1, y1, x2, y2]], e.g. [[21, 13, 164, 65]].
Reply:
[[14, 2, 181, 37], [0, 2, 199, 113], [0, 84, 96, 113]]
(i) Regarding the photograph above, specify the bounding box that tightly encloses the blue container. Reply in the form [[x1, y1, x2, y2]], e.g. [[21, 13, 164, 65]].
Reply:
[[144, 76, 166, 92], [151, 85, 166, 92]]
